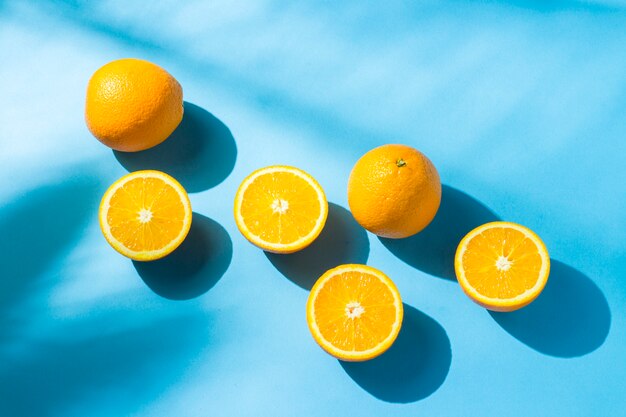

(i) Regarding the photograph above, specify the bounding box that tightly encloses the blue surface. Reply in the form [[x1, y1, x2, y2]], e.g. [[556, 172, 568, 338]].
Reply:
[[1, 1, 625, 416]]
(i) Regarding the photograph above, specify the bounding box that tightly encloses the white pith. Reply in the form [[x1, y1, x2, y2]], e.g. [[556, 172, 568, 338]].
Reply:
[[138, 208, 153, 223], [495, 255, 512, 271], [345, 301, 365, 319], [271, 198, 289, 214]]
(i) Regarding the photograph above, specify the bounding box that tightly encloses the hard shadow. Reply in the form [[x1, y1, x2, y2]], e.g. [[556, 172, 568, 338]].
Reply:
[[0, 313, 211, 417], [380, 185, 499, 280], [133, 213, 232, 300], [340, 304, 451, 403], [0, 178, 99, 340], [114, 102, 237, 193], [490, 260, 611, 358], [265, 203, 369, 290]]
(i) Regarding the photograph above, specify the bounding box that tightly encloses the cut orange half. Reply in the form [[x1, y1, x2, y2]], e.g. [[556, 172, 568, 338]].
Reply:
[[99, 170, 192, 261], [234, 165, 328, 253], [306, 264, 403, 362], [455, 221, 550, 312]]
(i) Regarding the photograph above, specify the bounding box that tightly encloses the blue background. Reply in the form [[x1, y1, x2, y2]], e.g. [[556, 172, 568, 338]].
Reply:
[[1, 1, 625, 416]]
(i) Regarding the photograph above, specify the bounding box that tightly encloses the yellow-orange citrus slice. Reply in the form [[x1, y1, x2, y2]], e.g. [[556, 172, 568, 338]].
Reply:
[[234, 165, 328, 253], [99, 170, 192, 261], [306, 264, 403, 361], [455, 221, 550, 312]]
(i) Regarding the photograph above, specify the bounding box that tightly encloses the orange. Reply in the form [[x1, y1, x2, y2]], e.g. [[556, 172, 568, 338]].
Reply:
[[99, 170, 192, 261], [85, 58, 183, 152], [234, 166, 328, 253], [455, 221, 550, 312], [347, 144, 441, 238], [306, 264, 403, 361]]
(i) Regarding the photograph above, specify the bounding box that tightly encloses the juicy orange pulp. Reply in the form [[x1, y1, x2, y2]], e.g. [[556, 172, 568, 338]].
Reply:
[[462, 228, 542, 296], [100, 170, 192, 261], [307, 264, 403, 361], [240, 171, 321, 243], [455, 222, 550, 311], [234, 166, 328, 253]]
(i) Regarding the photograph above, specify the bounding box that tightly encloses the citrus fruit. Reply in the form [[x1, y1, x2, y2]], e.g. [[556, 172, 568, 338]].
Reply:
[[234, 166, 328, 253], [99, 170, 192, 261], [306, 264, 403, 361], [454, 221, 550, 312], [85, 58, 183, 152], [347, 144, 441, 239]]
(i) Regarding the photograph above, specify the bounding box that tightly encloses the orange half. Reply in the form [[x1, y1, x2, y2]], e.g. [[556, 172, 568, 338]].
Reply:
[[455, 221, 550, 312], [234, 165, 328, 253], [306, 264, 403, 361], [99, 170, 192, 261]]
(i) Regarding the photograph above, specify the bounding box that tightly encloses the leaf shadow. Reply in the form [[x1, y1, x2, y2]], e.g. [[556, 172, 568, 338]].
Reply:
[[0, 177, 99, 341], [0, 313, 212, 417], [492, 0, 621, 12]]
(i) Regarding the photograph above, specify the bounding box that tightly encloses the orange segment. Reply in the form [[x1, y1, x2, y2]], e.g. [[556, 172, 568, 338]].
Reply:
[[99, 170, 192, 261], [306, 264, 403, 361], [455, 221, 550, 312], [234, 166, 328, 253]]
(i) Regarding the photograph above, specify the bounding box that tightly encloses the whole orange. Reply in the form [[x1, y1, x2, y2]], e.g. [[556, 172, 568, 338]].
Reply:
[[347, 144, 441, 238], [85, 58, 183, 152]]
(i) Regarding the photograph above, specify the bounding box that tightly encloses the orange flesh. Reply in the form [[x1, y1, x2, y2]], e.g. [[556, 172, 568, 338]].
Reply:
[[313, 271, 398, 352], [461, 227, 543, 298], [240, 171, 321, 244], [107, 177, 186, 251]]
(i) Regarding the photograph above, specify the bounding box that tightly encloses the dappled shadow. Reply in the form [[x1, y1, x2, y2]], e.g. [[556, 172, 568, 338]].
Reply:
[[380, 185, 499, 280], [0, 313, 211, 417], [134, 214, 232, 300], [490, 260, 611, 357], [0, 177, 99, 342], [265, 203, 369, 290], [114, 102, 237, 192], [34, 0, 392, 147], [340, 304, 451, 403], [492, 0, 621, 12]]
